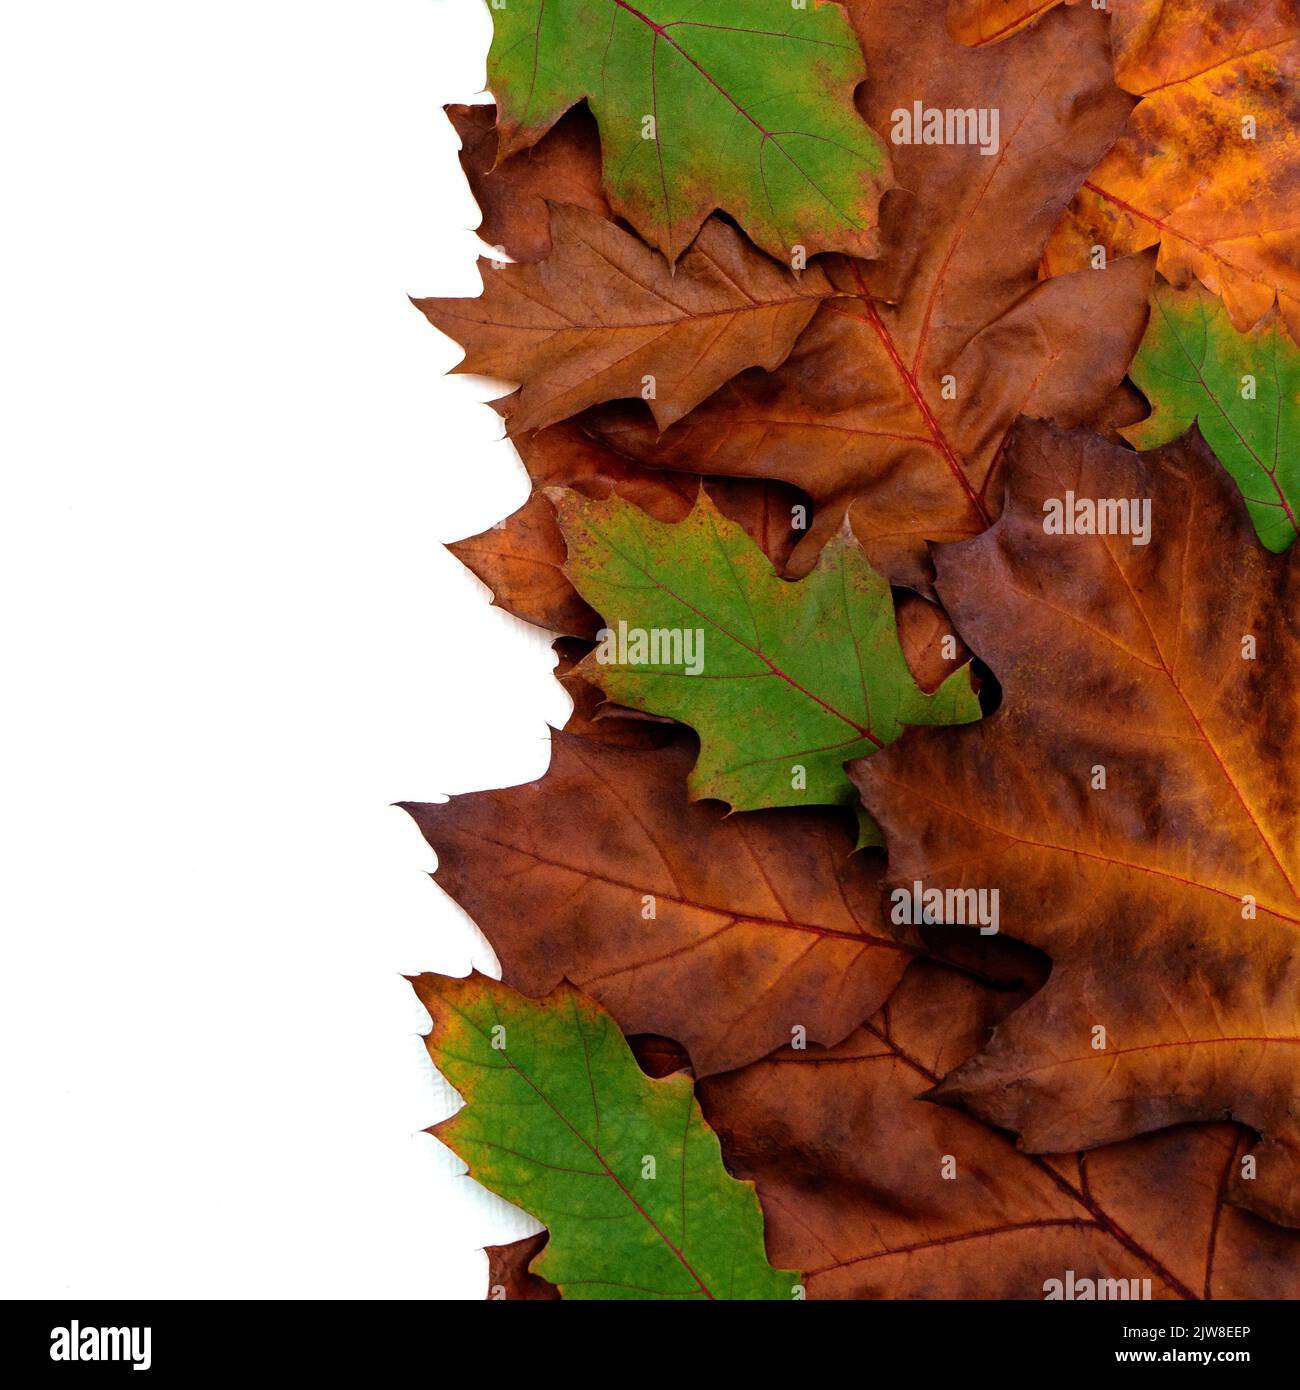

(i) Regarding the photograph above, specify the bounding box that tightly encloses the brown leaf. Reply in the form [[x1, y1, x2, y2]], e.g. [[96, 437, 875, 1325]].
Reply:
[[446, 103, 608, 265], [895, 589, 973, 695], [416, 204, 835, 434], [402, 730, 918, 1078], [852, 419, 1300, 1229], [946, 0, 1085, 48], [583, 0, 1152, 588], [485, 1233, 561, 1301], [552, 637, 680, 750], [701, 959, 1300, 1299]]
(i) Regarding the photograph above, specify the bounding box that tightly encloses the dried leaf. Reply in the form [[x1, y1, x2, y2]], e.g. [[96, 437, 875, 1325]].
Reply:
[[416, 205, 835, 434], [446, 102, 608, 264], [485, 0, 892, 264], [1040, 0, 1300, 340], [702, 959, 1300, 1298], [852, 419, 1300, 1229], [486, 1233, 561, 1301], [404, 731, 915, 1078], [585, 0, 1151, 586], [946, 0, 1084, 47], [412, 971, 798, 1299]]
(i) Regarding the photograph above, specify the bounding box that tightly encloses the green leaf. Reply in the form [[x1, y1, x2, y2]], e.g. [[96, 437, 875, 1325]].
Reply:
[[1124, 282, 1300, 552], [485, 0, 892, 264], [552, 488, 981, 811], [414, 972, 798, 1301]]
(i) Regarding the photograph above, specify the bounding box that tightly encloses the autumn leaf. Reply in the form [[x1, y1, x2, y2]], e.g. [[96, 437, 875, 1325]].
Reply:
[[554, 637, 682, 750], [484, 0, 892, 265], [416, 204, 835, 434], [446, 102, 608, 265], [411, 971, 798, 1300], [449, 422, 805, 638], [946, 0, 1084, 47], [403, 730, 918, 1078], [1039, 0, 1300, 341], [552, 488, 981, 812], [584, 0, 1152, 588], [1123, 281, 1299, 551], [412, 0, 1300, 1304], [852, 419, 1300, 1230], [486, 1233, 561, 1301], [448, 424, 967, 693], [701, 958, 1300, 1298]]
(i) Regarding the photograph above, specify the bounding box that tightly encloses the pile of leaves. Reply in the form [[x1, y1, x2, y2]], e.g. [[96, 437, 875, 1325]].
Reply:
[[407, 0, 1300, 1299]]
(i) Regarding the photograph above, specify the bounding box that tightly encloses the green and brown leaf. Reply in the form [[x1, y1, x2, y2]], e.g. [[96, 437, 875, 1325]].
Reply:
[[552, 488, 981, 812], [485, 0, 892, 264], [413, 971, 798, 1299]]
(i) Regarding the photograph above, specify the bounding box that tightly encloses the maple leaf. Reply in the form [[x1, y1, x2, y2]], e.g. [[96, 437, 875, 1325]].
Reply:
[[411, 971, 798, 1299], [551, 488, 981, 812], [583, 0, 1152, 588], [403, 730, 919, 1078], [1038, 0, 1300, 341], [483, 0, 892, 265], [1123, 281, 1299, 552], [445, 102, 608, 265], [448, 422, 805, 638], [415, 204, 835, 434], [851, 419, 1300, 1230], [701, 958, 1300, 1298]]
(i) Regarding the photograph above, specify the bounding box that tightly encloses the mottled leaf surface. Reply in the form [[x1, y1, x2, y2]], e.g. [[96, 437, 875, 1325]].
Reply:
[[1041, 0, 1300, 341], [853, 421, 1300, 1229], [703, 960, 1300, 1298]]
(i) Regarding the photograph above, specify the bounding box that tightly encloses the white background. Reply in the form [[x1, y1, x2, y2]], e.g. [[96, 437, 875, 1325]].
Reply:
[[1, 0, 543, 1298]]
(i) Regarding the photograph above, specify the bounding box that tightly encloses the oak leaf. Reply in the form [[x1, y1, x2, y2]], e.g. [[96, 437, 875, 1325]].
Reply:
[[1038, 0, 1300, 341], [1123, 281, 1299, 551], [701, 958, 1300, 1298], [483, 0, 892, 265], [553, 488, 981, 812], [486, 1233, 561, 1301], [553, 638, 682, 750], [946, 0, 1084, 47], [445, 102, 608, 265], [584, 0, 1152, 587], [411, 971, 797, 1299], [415, 204, 835, 434], [852, 419, 1300, 1229], [403, 730, 916, 1078]]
